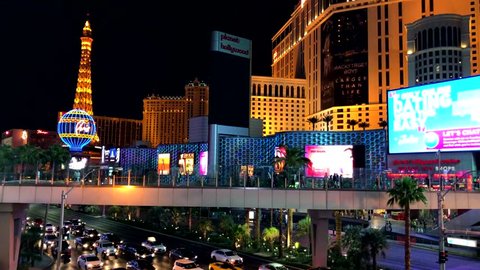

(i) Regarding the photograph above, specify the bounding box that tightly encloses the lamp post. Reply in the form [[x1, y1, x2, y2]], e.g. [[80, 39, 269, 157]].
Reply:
[[436, 150, 446, 270], [56, 186, 75, 269]]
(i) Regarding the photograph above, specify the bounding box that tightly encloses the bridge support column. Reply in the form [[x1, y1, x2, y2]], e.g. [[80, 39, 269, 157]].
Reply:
[[0, 203, 28, 270], [308, 209, 332, 269]]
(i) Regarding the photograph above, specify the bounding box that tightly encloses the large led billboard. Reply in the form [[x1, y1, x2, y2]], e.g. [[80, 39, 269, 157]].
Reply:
[[158, 153, 170, 175], [305, 145, 353, 178], [388, 76, 480, 154], [274, 146, 287, 173]]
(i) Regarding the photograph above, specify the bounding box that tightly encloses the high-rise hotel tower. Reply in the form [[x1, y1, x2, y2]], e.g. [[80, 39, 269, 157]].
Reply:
[[267, 0, 478, 132]]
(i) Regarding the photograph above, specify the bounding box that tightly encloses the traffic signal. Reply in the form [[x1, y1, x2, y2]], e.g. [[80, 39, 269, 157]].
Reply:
[[439, 251, 448, 263]]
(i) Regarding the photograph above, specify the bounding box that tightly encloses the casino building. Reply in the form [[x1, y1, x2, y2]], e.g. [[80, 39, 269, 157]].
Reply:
[[260, 0, 479, 134]]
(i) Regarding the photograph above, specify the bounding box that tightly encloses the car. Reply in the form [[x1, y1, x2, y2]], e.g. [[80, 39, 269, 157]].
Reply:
[[118, 242, 154, 261], [210, 249, 243, 266], [84, 228, 100, 240], [71, 223, 85, 236], [100, 232, 123, 247], [63, 220, 73, 231], [126, 259, 155, 270], [141, 236, 166, 254], [173, 259, 203, 270], [169, 247, 198, 262], [43, 234, 58, 250], [75, 236, 95, 251], [45, 223, 57, 234], [258, 263, 289, 270], [209, 262, 243, 270], [94, 239, 117, 259], [77, 253, 104, 269]]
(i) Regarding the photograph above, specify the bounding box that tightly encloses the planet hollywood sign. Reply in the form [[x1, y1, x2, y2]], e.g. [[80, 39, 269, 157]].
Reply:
[[391, 158, 461, 172]]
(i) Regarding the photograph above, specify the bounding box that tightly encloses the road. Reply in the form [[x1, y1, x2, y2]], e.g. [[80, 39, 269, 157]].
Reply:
[[27, 204, 480, 270], [27, 204, 293, 270]]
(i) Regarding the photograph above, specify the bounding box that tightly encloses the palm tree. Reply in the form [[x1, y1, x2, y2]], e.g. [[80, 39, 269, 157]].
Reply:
[[234, 223, 251, 250], [342, 225, 363, 266], [197, 219, 214, 239], [358, 121, 370, 131], [307, 116, 320, 131], [0, 144, 13, 181], [321, 114, 334, 131], [262, 227, 279, 252], [44, 144, 70, 182], [387, 177, 427, 270], [219, 215, 236, 238], [378, 120, 388, 130], [295, 215, 311, 254], [347, 119, 359, 131], [14, 145, 38, 181], [273, 145, 311, 254], [361, 228, 388, 270]]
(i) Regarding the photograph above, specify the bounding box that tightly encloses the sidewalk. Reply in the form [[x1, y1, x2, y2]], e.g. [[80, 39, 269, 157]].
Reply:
[[28, 253, 53, 270], [370, 216, 479, 258]]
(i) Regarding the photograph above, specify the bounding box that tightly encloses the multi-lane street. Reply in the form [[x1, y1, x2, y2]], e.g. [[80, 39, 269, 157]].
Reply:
[[27, 204, 480, 270], [27, 204, 291, 270]]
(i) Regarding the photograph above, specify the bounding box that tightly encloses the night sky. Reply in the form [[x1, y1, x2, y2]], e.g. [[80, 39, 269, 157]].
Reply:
[[0, 0, 298, 133]]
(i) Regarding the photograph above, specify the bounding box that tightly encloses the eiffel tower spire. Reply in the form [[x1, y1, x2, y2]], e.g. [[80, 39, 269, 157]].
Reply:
[[73, 19, 94, 115]]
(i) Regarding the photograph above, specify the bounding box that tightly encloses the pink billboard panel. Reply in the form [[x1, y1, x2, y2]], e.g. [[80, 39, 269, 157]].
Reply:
[[199, 151, 208, 176], [305, 145, 353, 178]]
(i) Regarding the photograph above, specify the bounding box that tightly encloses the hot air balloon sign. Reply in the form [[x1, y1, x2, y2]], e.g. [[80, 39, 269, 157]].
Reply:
[[57, 109, 97, 152]]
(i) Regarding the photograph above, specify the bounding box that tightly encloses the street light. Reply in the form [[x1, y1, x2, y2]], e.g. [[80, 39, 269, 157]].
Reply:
[[436, 150, 446, 270], [55, 185, 75, 269]]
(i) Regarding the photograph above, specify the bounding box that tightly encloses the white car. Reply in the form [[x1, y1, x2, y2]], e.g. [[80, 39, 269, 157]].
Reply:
[[94, 240, 117, 259], [258, 262, 289, 270], [45, 223, 56, 234], [173, 258, 203, 270], [141, 236, 166, 254], [210, 249, 243, 266], [77, 253, 104, 269]]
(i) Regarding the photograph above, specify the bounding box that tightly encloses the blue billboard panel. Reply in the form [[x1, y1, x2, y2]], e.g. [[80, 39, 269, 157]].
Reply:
[[388, 76, 480, 154]]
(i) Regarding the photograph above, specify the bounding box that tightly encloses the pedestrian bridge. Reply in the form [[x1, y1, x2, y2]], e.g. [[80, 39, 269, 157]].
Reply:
[[2, 182, 480, 210]]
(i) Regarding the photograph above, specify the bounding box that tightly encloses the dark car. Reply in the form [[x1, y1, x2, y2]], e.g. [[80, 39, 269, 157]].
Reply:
[[169, 247, 198, 262], [51, 240, 71, 263], [118, 242, 154, 261], [83, 228, 100, 240], [70, 223, 85, 236], [126, 259, 155, 270], [100, 232, 123, 247], [74, 236, 95, 251]]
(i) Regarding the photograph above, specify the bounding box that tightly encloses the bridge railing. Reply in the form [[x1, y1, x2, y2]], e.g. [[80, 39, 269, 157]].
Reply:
[[2, 170, 480, 193]]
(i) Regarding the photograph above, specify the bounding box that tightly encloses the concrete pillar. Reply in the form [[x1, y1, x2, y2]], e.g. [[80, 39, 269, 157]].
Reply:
[[0, 203, 28, 270], [308, 209, 332, 268]]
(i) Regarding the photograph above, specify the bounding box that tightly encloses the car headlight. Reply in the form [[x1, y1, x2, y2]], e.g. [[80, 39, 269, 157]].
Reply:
[[141, 254, 147, 258], [154, 248, 158, 251], [87, 263, 93, 267], [83, 244, 88, 248], [100, 262, 104, 267]]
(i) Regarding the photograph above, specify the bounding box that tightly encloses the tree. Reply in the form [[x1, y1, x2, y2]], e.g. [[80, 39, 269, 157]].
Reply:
[[197, 219, 214, 239], [108, 205, 123, 219], [358, 122, 370, 131], [14, 144, 40, 180], [347, 119, 359, 131], [262, 227, 279, 252], [321, 114, 334, 131], [234, 223, 251, 250], [20, 225, 42, 267], [295, 215, 311, 254], [44, 144, 70, 182], [387, 177, 427, 270], [342, 225, 363, 266], [307, 116, 320, 131], [0, 145, 13, 181], [361, 228, 388, 270], [272, 145, 311, 255], [219, 215, 236, 238], [378, 120, 388, 130]]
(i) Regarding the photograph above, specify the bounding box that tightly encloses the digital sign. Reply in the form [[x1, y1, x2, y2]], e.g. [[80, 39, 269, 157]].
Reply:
[[101, 146, 120, 164], [305, 145, 353, 178], [388, 76, 480, 154], [274, 146, 286, 173], [158, 153, 170, 175], [179, 153, 194, 175], [199, 151, 208, 176]]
